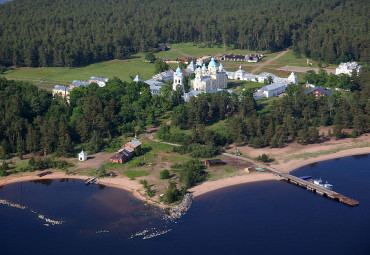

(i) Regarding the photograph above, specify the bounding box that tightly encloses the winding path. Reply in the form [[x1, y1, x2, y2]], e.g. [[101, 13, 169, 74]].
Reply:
[[250, 47, 291, 74]]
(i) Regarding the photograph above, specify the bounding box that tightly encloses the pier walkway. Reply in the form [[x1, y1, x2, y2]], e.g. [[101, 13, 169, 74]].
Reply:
[[222, 153, 359, 207]]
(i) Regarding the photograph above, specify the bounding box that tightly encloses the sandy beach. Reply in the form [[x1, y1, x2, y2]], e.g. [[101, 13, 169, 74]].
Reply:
[[0, 172, 157, 207], [1, 135, 369, 205], [189, 173, 277, 197]]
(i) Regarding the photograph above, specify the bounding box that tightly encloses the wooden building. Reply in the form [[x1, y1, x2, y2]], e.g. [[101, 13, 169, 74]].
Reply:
[[204, 159, 225, 166]]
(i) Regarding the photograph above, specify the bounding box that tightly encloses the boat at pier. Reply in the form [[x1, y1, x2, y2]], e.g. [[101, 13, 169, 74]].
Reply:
[[312, 178, 333, 190]]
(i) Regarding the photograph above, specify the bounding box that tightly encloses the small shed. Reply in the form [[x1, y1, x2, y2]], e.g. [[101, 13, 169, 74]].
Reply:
[[244, 167, 257, 173], [205, 159, 225, 167], [78, 150, 87, 161]]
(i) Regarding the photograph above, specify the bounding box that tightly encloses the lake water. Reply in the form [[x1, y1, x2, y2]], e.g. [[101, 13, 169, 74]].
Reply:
[[1, 154, 369, 255]]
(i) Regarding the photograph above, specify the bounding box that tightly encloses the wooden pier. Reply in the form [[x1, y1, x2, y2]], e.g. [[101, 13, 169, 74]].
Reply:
[[222, 153, 360, 207]]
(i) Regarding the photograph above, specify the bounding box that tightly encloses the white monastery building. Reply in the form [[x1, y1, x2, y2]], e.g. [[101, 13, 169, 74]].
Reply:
[[190, 57, 227, 92], [335, 62, 362, 76], [253, 83, 288, 99], [227, 66, 298, 85]]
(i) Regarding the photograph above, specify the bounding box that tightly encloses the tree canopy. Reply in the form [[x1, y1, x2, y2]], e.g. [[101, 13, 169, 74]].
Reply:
[[0, 0, 368, 67]]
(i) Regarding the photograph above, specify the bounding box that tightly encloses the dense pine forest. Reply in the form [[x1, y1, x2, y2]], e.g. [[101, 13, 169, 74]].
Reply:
[[0, 77, 184, 159], [0, 0, 368, 67]]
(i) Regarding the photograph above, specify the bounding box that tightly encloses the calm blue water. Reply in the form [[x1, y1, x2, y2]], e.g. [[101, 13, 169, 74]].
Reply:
[[1, 155, 369, 255]]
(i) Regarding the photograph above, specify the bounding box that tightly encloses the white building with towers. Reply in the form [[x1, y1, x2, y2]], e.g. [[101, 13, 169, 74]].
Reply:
[[173, 66, 184, 91], [190, 57, 227, 92], [171, 57, 232, 102]]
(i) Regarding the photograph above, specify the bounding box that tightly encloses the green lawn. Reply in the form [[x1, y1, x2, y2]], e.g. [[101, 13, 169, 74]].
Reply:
[[124, 170, 149, 179], [228, 80, 265, 93], [3, 53, 158, 89]]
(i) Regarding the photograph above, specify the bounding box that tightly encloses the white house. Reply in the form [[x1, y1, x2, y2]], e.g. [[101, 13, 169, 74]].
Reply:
[[78, 150, 87, 161], [52, 85, 72, 100], [144, 79, 166, 95], [336, 62, 362, 76], [152, 69, 175, 82], [89, 76, 109, 87], [253, 83, 287, 99]]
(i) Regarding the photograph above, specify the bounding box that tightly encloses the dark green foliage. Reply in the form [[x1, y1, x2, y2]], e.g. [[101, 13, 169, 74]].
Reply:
[[171, 159, 207, 188], [146, 186, 154, 197], [163, 181, 181, 203], [27, 157, 71, 172], [0, 77, 177, 157], [0, 161, 10, 176], [1, 0, 367, 67], [304, 69, 358, 91], [145, 52, 156, 63], [154, 60, 169, 74], [167, 70, 370, 148], [160, 169, 170, 179], [257, 154, 270, 163]]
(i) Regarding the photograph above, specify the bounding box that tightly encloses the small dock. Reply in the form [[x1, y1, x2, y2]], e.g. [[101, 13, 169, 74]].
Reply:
[[262, 165, 359, 207], [222, 153, 360, 207]]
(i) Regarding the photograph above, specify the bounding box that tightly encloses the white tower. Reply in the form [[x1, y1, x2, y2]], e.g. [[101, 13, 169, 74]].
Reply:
[[173, 66, 184, 91]]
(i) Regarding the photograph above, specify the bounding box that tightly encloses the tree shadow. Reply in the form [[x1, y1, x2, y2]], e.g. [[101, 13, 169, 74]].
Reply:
[[141, 146, 152, 155]]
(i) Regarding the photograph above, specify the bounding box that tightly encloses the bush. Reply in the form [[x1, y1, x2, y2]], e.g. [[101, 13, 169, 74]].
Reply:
[[146, 186, 154, 197], [171, 159, 207, 188], [257, 154, 271, 163], [160, 169, 170, 179], [163, 181, 181, 203]]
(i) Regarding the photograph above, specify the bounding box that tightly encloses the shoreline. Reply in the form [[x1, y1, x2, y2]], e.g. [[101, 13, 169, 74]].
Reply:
[[0, 172, 165, 208], [1, 147, 369, 205], [274, 147, 370, 173]]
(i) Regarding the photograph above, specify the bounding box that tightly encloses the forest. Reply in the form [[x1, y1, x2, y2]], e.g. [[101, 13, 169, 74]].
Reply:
[[158, 70, 370, 152], [0, 77, 184, 159], [0, 69, 369, 160], [0, 0, 368, 67]]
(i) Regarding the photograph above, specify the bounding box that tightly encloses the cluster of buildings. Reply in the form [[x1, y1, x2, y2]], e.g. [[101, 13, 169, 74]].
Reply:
[[52, 76, 109, 100], [226, 66, 298, 99], [109, 138, 142, 164], [335, 62, 362, 76], [215, 53, 264, 63], [135, 57, 233, 102], [134, 57, 299, 101]]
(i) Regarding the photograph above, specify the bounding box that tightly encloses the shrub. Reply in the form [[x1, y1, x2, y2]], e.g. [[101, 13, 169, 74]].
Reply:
[[160, 169, 170, 179]]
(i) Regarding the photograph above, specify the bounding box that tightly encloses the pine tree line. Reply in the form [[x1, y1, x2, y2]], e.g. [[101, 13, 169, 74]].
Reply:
[[0, 0, 368, 67]]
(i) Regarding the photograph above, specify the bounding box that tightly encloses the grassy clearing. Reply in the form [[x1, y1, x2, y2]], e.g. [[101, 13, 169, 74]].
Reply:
[[3, 53, 157, 87], [207, 166, 245, 181], [283, 143, 370, 163], [124, 170, 149, 179], [228, 80, 265, 93]]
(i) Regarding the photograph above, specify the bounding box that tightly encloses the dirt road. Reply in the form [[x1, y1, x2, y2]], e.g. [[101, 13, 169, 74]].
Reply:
[[250, 48, 291, 74]]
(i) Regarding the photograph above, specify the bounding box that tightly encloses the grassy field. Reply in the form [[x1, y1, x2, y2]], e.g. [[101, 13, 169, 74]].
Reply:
[[3, 53, 160, 89], [2, 43, 315, 89], [227, 80, 265, 93], [124, 170, 149, 179]]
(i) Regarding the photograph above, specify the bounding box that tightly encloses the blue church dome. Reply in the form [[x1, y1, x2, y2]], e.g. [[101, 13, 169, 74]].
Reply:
[[176, 66, 182, 75], [209, 57, 217, 69]]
